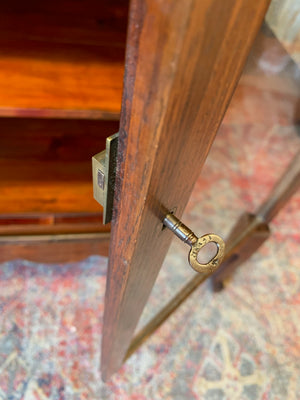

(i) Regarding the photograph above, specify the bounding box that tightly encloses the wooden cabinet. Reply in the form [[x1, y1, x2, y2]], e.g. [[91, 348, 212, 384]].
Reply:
[[6, 0, 297, 382], [0, 0, 129, 261], [100, 0, 271, 380]]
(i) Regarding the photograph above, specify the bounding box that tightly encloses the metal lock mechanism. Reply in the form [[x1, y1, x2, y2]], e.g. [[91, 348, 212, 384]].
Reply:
[[92, 132, 225, 275], [92, 132, 119, 224]]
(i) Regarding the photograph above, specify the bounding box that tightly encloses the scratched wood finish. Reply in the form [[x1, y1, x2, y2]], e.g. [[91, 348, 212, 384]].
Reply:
[[0, 0, 127, 119], [101, 0, 270, 379]]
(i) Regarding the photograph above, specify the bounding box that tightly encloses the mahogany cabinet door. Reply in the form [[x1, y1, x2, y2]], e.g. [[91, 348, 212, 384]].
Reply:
[[101, 0, 270, 380]]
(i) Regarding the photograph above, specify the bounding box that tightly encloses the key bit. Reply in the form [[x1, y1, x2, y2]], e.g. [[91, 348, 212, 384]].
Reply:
[[163, 213, 225, 274]]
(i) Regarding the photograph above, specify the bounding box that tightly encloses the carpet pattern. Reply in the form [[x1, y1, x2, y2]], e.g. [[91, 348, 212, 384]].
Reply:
[[0, 26, 300, 400]]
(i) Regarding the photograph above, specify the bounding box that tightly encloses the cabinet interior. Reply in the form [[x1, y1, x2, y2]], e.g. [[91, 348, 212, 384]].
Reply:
[[0, 0, 128, 235]]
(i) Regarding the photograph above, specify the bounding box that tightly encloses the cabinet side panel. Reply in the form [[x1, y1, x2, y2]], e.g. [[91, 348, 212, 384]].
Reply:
[[102, 0, 270, 380]]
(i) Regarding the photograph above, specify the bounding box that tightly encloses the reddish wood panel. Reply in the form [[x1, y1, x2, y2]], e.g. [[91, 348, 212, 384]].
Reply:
[[102, 0, 270, 380], [0, 233, 110, 263], [0, 213, 110, 235], [0, 0, 127, 20], [0, 118, 118, 213], [0, 0, 128, 45], [0, 0, 128, 118]]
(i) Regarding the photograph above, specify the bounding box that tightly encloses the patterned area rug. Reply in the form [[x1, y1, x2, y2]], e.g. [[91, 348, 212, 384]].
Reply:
[[1, 27, 300, 400], [1, 123, 299, 399]]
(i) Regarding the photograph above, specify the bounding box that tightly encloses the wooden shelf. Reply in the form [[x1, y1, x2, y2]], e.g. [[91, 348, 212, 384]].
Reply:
[[0, 232, 110, 262], [0, 170, 100, 213], [0, 118, 119, 215], [0, 213, 110, 235], [0, 0, 128, 119]]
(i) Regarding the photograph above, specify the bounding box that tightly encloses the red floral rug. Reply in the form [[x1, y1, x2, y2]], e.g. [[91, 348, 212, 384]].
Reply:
[[1, 27, 300, 400]]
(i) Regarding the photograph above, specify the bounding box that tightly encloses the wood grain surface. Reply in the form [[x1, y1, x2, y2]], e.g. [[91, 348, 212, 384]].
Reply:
[[0, 213, 110, 236], [0, 232, 110, 263], [0, 0, 128, 119], [101, 0, 270, 380], [0, 118, 118, 213]]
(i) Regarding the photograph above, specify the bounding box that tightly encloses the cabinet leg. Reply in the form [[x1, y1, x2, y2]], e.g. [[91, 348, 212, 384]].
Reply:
[[211, 213, 270, 291], [126, 151, 300, 358], [212, 150, 300, 291]]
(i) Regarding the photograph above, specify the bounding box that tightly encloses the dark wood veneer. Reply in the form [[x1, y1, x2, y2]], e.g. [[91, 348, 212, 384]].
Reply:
[[101, 0, 271, 380]]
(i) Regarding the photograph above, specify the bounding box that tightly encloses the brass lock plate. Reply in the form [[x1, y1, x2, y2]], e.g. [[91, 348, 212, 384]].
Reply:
[[92, 132, 119, 224]]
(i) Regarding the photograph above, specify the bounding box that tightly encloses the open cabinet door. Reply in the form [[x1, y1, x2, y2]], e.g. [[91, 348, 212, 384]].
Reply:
[[101, 0, 270, 380]]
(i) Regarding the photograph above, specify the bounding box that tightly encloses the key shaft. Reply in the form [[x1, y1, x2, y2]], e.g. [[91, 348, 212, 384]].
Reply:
[[163, 213, 198, 246]]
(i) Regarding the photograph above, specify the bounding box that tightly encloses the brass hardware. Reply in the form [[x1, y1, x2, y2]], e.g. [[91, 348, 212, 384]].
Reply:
[[92, 133, 119, 224], [163, 213, 225, 274]]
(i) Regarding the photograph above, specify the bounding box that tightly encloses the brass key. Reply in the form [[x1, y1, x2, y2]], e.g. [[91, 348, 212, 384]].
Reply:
[[163, 213, 225, 274]]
